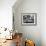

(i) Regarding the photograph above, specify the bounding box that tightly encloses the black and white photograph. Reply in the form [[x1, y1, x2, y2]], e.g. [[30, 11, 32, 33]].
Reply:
[[21, 13, 37, 26]]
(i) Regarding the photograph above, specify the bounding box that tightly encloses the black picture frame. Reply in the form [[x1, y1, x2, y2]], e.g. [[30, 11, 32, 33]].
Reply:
[[21, 13, 37, 26]]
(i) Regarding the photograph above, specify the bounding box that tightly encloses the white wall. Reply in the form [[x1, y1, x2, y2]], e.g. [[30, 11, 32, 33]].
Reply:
[[0, 0, 16, 29], [41, 0, 46, 46], [13, 0, 41, 46], [13, 0, 46, 46]]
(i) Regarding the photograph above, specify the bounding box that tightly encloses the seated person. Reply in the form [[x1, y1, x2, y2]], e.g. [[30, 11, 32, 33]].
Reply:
[[15, 33, 22, 46], [25, 40, 35, 46]]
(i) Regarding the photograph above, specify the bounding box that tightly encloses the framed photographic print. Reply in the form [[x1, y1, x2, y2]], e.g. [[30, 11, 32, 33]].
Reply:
[[21, 13, 37, 26]]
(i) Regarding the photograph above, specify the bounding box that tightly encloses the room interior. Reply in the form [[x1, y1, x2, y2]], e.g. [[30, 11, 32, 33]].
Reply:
[[0, 0, 46, 46]]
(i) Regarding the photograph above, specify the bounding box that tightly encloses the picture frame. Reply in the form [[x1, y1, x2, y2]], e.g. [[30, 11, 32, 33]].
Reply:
[[21, 13, 37, 26]]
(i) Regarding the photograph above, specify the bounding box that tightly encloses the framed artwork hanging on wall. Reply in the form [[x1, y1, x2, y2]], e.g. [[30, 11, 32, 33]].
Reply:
[[21, 13, 37, 26]]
